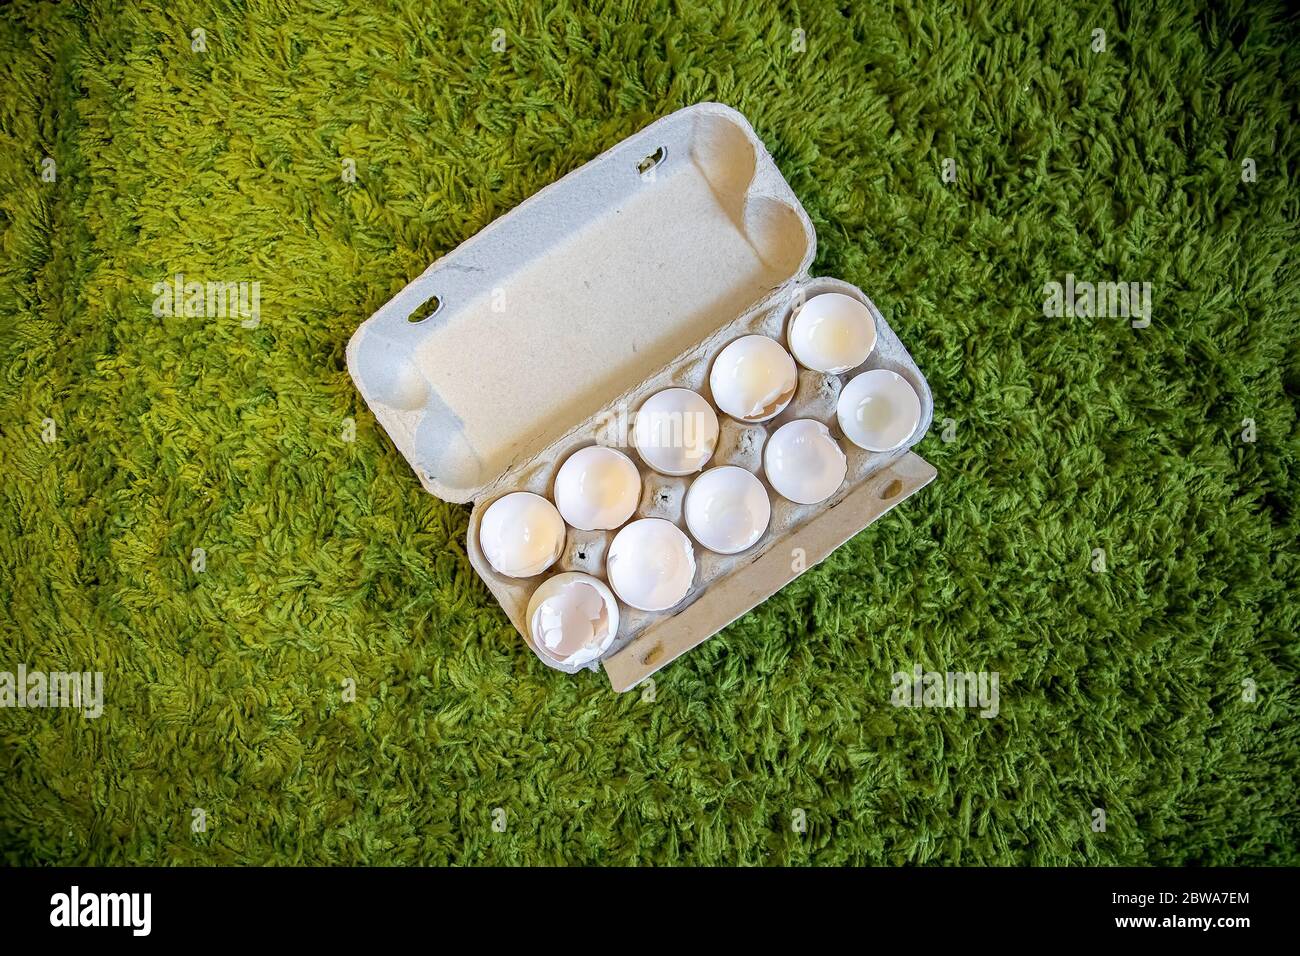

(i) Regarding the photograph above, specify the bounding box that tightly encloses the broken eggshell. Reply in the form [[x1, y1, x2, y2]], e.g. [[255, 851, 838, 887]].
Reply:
[[837, 368, 922, 452], [478, 492, 566, 578], [526, 572, 620, 668], [684, 465, 771, 555], [606, 517, 697, 612], [787, 292, 877, 374], [764, 418, 848, 505], [553, 445, 641, 531], [709, 334, 798, 423], [633, 388, 719, 476]]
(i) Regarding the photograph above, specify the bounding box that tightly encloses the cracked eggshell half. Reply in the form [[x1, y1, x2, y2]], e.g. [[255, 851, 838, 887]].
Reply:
[[478, 492, 566, 578], [787, 292, 877, 374], [606, 517, 697, 612], [553, 445, 641, 531], [764, 419, 848, 505], [526, 572, 620, 668], [684, 465, 771, 555], [709, 334, 798, 422], [837, 368, 922, 452], [633, 388, 719, 476]]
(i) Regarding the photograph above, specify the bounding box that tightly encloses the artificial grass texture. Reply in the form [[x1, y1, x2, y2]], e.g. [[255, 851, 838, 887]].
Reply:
[[1, 0, 1297, 866]]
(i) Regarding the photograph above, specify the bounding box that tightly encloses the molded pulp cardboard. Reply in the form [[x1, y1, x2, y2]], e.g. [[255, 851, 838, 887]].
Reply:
[[347, 103, 936, 690]]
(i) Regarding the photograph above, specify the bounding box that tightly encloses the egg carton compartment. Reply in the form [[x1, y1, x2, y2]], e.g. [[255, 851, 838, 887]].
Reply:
[[637, 474, 688, 523], [559, 528, 611, 576], [464, 275, 932, 677], [715, 418, 767, 473], [781, 369, 842, 425]]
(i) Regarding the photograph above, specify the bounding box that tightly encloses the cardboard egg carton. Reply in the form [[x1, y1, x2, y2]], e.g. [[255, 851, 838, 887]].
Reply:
[[347, 103, 936, 690]]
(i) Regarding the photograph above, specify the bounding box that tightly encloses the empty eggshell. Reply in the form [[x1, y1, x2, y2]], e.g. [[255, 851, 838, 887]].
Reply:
[[684, 466, 771, 555], [837, 368, 922, 452], [606, 518, 697, 612], [633, 388, 719, 476], [553, 445, 641, 531], [526, 572, 620, 667], [764, 418, 848, 505], [709, 334, 798, 422], [479, 492, 566, 578], [787, 292, 878, 374]]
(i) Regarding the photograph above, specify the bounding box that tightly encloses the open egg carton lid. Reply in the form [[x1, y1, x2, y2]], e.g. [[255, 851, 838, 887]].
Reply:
[[346, 102, 818, 504]]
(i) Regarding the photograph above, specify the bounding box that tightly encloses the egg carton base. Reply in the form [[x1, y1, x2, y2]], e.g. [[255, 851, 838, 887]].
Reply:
[[603, 450, 937, 691]]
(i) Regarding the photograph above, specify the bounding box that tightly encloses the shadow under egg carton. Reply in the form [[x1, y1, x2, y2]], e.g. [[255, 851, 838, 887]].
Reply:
[[464, 275, 933, 677]]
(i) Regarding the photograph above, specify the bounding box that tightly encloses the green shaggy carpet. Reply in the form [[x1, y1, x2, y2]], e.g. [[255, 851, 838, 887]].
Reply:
[[2, 0, 1297, 866]]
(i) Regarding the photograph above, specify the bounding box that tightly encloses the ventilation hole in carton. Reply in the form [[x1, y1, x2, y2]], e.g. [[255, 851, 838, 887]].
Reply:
[[642, 643, 665, 666], [637, 146, 666, 176], [577, 551, 587, 561], [880, 479, 903, 500], [407, 294, 442, 323]]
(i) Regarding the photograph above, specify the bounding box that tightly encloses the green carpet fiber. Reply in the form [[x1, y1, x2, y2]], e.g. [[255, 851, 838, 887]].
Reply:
[[1, 0, 1297, 865]]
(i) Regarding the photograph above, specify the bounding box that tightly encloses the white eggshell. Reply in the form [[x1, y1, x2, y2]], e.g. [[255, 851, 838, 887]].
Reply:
[[606, 518, 696, 612], [553, 445, 640, 531], [684, 466, 771, 555], [837, 369, 922, 452], [709, 335, 798, 422], [526, 572, 620, 667], [478, 492, 565, 578], [787, 292, 877, 374], [763, 419, 848, 505], [633, 388, 719, 476]]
